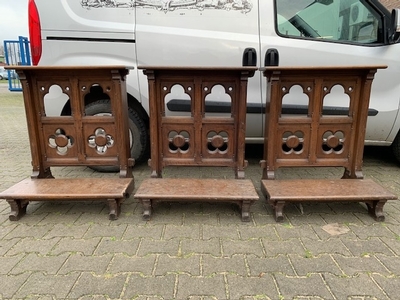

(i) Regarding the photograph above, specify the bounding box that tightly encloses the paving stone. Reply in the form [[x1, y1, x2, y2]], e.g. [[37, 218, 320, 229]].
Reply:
[[67, 272, 127, 299], [11, 253, 69, 275], [94, 238, 140, 256], [375, 254, 400, 275], [5, 224, 51, 239], [50, 237, 101, 256], [221, 239, 265, 257], [124, 224, 164, 239], [288, 254, 343, 276], [176, 274, 227, 300], [379, 237, 400, 256], [123, 274, 175, 299], [84, 224, 128, 239], [226, 274, 278, 300], [324, 273, 389, 300], [164, 224, 201, 239], [348, 223, 394, 240], [340, 237, 395, 256], [0, 238, 21, 256], [181, 238, 222, 257], [137, 239, 180, 256], [0, 223, 18, 239], [154, 254, 200, 276], [202, 225, 239, 240], [274, 224, 321, 240], [300, 238, 352, 256], [58, 253, 113, 275], [107, 253, 156, 275], [7, 237, 61, 255], [32, 201, 77, 215], [261, 238, 306, 257], [246, 254, 296, 276], [183, 212, 219, 226], [237, 225, 279, 241], [331, 254, 391, 276], [371, 274, 400, 300], [202, 254, 247, 276], [15, 272, 79, 299], [0, 253, 25, 274], [274, 273, 334, 299], [0, 273, 31, 298], [43, 224, 91, 239]]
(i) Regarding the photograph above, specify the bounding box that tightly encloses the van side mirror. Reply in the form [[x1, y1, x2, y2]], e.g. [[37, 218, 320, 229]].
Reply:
[[390, 9, 400, 43]]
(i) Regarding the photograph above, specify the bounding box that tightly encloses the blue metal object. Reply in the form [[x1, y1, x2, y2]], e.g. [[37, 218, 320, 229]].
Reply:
[[3, 36, 31, 92]]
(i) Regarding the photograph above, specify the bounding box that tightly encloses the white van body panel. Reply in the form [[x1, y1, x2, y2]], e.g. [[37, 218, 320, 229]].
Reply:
[[32, 0, 400, 149]]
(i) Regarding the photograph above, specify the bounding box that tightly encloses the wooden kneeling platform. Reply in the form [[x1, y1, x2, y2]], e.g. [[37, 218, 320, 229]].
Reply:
[[0, 178, 134, 221], [261, 179, 397, 222], [135, 178, 259, 221]]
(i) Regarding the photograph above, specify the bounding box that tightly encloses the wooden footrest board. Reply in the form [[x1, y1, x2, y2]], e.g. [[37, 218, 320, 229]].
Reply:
[[0, 178, 135, 221], [135, 178, 259, 221], [261, 179, 397, 222]]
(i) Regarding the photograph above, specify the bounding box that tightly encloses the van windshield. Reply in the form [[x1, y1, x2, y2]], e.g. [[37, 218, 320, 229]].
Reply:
[[276, 0, 382, 44]]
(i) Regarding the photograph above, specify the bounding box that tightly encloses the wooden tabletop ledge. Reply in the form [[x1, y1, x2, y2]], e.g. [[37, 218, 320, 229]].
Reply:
[[261, 179, 397, 222], [134, 178, 259, 221]]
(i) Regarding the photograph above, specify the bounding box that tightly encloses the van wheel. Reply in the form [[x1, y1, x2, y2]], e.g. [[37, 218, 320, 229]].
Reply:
[[392, 130, 400, 164], [85, 99, 149, 172]]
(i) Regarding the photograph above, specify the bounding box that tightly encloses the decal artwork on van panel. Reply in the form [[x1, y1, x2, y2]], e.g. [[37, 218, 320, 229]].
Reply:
[[81, 0, 253, 13]]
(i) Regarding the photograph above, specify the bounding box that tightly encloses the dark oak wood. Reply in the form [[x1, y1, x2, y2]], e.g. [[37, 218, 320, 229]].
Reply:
[[261, 179, 397, 222], [136, 178, 259, 221], [259, 66, 397, 221], [0, 66, 135, 220], [134, 66, 259, 221], [1, 178, 134, 220]]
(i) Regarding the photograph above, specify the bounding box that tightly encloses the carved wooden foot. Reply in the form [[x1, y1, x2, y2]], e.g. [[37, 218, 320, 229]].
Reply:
[[272, 200, 285, 222], [107, 198, 122, 220], [366, 200, 387, 222], [241, 200, 251, 222], [7, 199, 29, 221], [142, 199, 152, 221]]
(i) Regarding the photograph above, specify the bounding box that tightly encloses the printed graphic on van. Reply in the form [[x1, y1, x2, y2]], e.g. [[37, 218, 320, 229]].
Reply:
[[81, 0, 253, 13]]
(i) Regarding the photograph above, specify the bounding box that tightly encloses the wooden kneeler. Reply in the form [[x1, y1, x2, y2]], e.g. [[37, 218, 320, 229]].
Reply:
[[0, 66, 135, 220], [134, 67, 259, 221], [260, 66, 397, 222]]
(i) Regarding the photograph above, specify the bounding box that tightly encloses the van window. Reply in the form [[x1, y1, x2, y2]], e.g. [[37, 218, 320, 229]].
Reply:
[[275, 0, 382, 44]]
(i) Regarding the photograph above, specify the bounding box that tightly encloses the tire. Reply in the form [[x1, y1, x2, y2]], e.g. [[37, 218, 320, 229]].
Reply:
[[392, 130, 400, 164], [0, 75, 3, 80], [85, 99, 149, 172]]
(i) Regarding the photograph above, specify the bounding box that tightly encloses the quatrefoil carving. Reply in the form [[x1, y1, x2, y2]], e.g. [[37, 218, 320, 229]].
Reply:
[[322, 131, 344, 153], [282, 131, 304, 154], [88, 128, 115, 154], [168, 130, 190, 152], [48, 128, 74, 155], [207, 131, 228, 153]]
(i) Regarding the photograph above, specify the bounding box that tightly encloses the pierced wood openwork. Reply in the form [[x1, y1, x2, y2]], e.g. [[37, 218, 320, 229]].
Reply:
[[0, 66, 135, 220], [134, 67, 259, 221], [260, 66, 397, 222], [144, 67, 256, 178]]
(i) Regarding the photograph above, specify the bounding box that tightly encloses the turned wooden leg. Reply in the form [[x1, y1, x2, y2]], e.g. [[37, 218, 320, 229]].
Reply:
[[366, 200, 387, 222], [241, 200, 252, 222], [7, 199, 29, 221], [272, 200, 285, 222], [107, 198, 122, 220], [142, 199, 152, 221]]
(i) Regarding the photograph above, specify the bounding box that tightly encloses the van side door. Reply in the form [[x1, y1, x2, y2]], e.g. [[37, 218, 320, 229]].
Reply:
[[259, 0, 400, 143], [135, 1, 263, 139]]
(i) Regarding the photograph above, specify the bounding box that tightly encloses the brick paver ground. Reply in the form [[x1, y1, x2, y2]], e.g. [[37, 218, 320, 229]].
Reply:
[[1, 84, 400, 299]]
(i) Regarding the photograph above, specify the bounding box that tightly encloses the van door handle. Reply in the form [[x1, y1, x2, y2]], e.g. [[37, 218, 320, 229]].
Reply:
[[242, 48, 257, 66], [265, 48, 279, 66]]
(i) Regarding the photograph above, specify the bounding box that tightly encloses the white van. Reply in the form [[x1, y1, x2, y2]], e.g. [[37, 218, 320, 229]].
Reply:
[[28, 0, 400, 170]]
